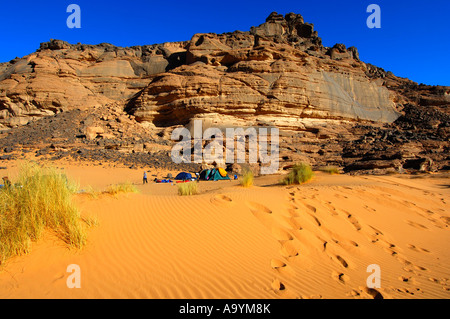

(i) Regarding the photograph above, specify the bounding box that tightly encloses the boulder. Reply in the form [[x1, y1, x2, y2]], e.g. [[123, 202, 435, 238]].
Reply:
[[85, 126, 104, 140]]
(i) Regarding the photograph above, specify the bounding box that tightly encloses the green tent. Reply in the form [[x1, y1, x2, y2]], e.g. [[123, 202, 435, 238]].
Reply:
[[199, 168, 230, 181]]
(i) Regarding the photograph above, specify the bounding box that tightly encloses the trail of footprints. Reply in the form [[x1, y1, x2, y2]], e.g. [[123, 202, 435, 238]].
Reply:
[[247, 197, 302, 297], [247, 185, 449, 298], [247, 189, 360, 298]]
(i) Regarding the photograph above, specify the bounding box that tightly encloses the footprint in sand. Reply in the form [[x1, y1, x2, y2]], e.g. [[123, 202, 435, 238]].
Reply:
[[406, 220, 428, 230], [342, 211, 361, 231], [280, 241, 299, 258], [304, 204, 317, 213], [271, 226, 294, 241], [210, 194, 234, 207], [428, 277, 450, 291], [363, 205, 377, 213], [271, 258, 286, 269], [399, 275, 412, 283], [440, 216, 450, 226], [287, 204, 300, 217], [332, 271, 349, 284], [271, 259, 294, 276], [323, 202, 338, 216], [246, 202, 272, 214], [373, 238, 400, 256], [307, 213, 322, 227], [320, 239, 328, 252], [347, 289, 361, 298], [52, 272, 65, 284], [393, 287, 419, 296], [395, 255, 413, 266], [413, 265, 428, 272], [358, 286, 384, 299], [289, 217, 303, 230], [350, 240, 359, 247], [271, 278, 286, 291], [334, 255, 349, 268], [407, 244, 430, 254], [368, 225, 384, 235]]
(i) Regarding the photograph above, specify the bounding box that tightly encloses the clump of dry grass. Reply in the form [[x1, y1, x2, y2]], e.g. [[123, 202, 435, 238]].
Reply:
[[0, 162, 88, 265], [239, 170, 254, 188], [282, 163, 314, 185], [320, 166, 340, 175], [177, 181, 198, 196], [104, 182, 139, 196]]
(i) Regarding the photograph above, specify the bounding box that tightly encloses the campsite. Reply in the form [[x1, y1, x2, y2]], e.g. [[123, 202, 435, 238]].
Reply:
[[0, 2, 449, 302], [0, 159, 449, 299], [153, 168, 232, 185]]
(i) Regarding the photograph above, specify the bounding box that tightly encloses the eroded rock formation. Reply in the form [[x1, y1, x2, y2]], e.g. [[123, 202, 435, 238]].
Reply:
[[0, 12, 448, 174]]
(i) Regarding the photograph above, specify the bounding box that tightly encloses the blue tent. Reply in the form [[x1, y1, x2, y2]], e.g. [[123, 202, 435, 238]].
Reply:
[[175, 172, 192, 180]]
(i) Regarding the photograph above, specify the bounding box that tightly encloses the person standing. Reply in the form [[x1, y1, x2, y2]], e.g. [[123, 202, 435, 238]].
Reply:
[[143, 171, 148, 184]]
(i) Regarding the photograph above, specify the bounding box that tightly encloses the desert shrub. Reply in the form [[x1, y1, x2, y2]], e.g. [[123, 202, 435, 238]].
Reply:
[[239, 170, 254, 188], [0, 162, 87, 265], [105, 182, 139, 196], [320, 166, 340, 175], [282, 163, 314, 185], [177, 181, 198, 196]]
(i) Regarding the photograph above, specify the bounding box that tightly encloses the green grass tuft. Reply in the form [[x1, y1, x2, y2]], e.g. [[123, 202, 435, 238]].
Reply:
[[282, 163, 314, 185], [0, 162, 88, 265]]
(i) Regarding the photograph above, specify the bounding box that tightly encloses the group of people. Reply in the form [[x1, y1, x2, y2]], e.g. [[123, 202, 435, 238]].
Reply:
[[142, 170, 238, 185], [142, 171, 198, 184]]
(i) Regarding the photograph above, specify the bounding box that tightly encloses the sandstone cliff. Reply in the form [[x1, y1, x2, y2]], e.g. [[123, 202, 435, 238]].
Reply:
[[0, 40, 187, 127], [128, 12, 401, 128], [0, 12, 448, 174], [1, 12, 404, 129]]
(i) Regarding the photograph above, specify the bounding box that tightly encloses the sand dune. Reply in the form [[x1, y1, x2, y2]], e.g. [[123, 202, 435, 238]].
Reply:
[[0, 161, 449, 299]]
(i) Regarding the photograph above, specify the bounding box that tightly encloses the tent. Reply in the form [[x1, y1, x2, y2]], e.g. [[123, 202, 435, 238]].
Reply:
[[199, 168, 230, 181], [175, 172, 192, 181], [199, 169, 210, 180], [218, 167, 227, 177]]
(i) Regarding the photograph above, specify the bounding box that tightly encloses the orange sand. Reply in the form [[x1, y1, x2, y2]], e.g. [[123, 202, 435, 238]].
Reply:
[[0, 160, 449, 299]]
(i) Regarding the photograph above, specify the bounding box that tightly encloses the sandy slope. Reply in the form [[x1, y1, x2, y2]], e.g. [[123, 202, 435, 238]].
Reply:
[[0, 161, 449, 299]]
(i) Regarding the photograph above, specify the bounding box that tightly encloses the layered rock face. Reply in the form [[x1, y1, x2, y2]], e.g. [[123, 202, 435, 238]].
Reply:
[[0, 40, 187, 127], [0, 12, 448, 174], [128, 12, 399, 128], [0, 12, 402, 130]]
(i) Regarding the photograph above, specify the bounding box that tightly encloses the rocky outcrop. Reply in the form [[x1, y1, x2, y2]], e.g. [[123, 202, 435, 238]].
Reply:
[[0, 12, 448, 174], [0, 39, 187, 128], [1, 12, 402, 130], [127, 12, 399, 128], [129, 60, 398, 128]]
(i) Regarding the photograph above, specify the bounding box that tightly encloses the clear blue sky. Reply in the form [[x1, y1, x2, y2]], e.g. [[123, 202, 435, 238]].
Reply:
[[1, 0, 449, 86]]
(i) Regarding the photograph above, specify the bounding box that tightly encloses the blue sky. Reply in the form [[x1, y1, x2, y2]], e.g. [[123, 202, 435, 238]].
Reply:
[[1, 0, 449, 85]]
